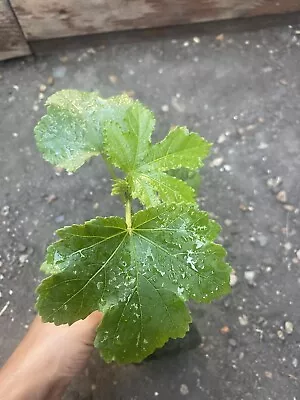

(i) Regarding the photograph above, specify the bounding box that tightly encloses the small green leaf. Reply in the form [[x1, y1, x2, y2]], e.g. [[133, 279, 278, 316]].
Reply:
[[36, 204, 231, 363], [103, 102, 154, 172], [143, 126, 210, 171], [129, 171, 196, 207], [103, 105, 211, 207], [34, 90, 133, 172]]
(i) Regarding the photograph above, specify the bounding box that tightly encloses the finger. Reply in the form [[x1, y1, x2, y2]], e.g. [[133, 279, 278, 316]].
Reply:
[[66, 311, 103, 345], [84, 311, 103, 328]]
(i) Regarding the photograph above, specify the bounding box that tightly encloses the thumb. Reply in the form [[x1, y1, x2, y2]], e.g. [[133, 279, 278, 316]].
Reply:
[[69, 311, 103, 346]]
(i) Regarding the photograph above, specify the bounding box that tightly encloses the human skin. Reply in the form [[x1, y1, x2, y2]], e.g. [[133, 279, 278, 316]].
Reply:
[[0, 312, 103, 400]]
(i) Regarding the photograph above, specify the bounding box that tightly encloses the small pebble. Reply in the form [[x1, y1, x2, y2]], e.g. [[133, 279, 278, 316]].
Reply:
[[258, 142, 268, 149], [238, 315, 249, 326], [39, 84, 47, 92], [264, 371, 273, 379], [276, 190, 287, 203], [244, 271, 256, 286], [161, 104, 169, 112], [284, 242, 292, 251], [87, 47, 96, 54], [267, 177, 282, 188], [109, 75, 118, 84], [279, 79, 288, 85], [284, 321, 294, 334], [19, 254, 28, 264], [283, 204, 295, 211], [209, 157, 224, 167], [17, 243, 27, 252], [171, 97, 185, 113], [180, 384, 189, 396], [93, 202, 99, 210], [220, 325, 230, 334], [258, 234, 268, 247], [292, 358, 298, 368], [47, 76, 54, 85], [228, 338, 237, 347], [217, 133, 226, 143], [193, 36, 200, 43], [246, 124, 256, 131], [216, 33, 224, 41], [1, 205, 10, 216], [223, 164, 232, 172], [239, 204, 253, 212], [224, 219, 232, 227], [54, 166, 64, 176], [46, 193, 57, 204], [230, 272, 238, 287], [277, 330, 285, 340]]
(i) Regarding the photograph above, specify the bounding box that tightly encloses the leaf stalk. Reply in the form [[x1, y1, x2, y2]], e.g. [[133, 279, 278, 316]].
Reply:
[[125, 198, 132, 235]]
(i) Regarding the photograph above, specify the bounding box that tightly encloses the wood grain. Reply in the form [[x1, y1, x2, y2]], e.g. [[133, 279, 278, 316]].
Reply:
[[10, 0, 300, 41], [0, 0, 31, 61]]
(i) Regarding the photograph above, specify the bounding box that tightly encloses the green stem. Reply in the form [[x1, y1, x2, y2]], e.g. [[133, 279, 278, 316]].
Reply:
[[125, 198, 132, 234], [103, 155, 118, 181]]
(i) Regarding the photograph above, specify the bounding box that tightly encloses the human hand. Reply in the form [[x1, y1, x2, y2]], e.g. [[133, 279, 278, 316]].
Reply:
[[0, 311, 103, 400]]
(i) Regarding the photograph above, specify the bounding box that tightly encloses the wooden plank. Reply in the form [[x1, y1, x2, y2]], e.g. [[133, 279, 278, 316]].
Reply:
[[0, 0, 31, 61], [11, 0, 300, 41]]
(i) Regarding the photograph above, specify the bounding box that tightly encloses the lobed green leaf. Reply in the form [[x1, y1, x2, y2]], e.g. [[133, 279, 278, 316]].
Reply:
[[34, 90, 133, 171], [103, 103, 211, 207], [36, 204, 231, 363]]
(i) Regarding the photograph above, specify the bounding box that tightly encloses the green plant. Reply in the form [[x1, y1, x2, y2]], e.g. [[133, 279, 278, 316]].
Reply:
[[34, 90, 231, 363]]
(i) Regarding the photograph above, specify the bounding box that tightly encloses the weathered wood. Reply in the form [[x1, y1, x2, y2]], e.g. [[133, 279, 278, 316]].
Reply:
[[0, 0, 31, 61], [10, 0, 300, 41]]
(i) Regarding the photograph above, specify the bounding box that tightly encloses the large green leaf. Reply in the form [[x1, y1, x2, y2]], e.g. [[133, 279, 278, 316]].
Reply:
[[103, 103, 211, 207], [36, 204, 231, 363], [34, 90, 133, 171]]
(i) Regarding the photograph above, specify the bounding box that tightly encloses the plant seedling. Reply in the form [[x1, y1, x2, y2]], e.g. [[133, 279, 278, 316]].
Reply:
[[34, 90, 231, 363]]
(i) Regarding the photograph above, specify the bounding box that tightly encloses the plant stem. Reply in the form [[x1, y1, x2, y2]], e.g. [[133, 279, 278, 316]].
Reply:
[[103, 155, 118, 181], [125, 198, 132, 234]]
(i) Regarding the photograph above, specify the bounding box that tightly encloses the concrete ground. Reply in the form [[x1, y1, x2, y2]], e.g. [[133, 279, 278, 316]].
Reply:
[[0, 17, 300, 400]]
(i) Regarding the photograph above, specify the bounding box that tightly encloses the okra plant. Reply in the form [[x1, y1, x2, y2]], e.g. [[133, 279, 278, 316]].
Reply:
[[34, 90, 231, 363]]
